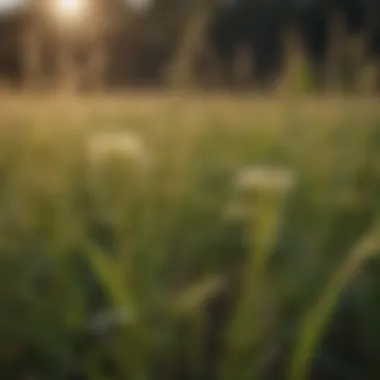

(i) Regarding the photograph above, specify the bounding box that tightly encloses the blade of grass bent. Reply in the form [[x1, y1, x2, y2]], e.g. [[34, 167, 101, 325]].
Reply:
[[288, 221, 380, 380]]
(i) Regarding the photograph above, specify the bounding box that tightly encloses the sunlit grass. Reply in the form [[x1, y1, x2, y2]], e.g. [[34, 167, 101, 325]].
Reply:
[[0, 95, 379, 379]]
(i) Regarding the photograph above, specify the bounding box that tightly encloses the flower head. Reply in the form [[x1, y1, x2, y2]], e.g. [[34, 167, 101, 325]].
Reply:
[[87, 129, 149, 169], [235, 166, 295, 196], [225, 165, 296, 221], [85, 129, 152, 223]]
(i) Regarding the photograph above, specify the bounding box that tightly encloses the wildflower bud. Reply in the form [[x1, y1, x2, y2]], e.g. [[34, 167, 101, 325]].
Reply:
[[87, 130, 150, 172], [235, 166, 295, 196], [225, 166, 296, 221]]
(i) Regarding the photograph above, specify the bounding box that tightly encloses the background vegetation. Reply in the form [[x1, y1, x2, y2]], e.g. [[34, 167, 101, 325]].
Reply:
[[1, 0, 380, 92]]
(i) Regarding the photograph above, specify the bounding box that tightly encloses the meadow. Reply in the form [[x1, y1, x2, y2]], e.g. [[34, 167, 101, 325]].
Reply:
[[1, 94, 380, 380]]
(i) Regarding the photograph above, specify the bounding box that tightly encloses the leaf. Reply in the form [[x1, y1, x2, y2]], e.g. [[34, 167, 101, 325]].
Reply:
[[85, 242, 134, 309], [173, 275, 226, 316], [288, 221, 380, 380]]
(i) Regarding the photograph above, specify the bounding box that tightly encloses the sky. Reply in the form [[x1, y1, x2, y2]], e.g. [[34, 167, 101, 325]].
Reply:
[[0, 0, 152, 13]]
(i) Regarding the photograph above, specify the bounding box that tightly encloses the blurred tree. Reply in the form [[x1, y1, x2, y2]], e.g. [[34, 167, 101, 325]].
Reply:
[[166, 0, 222, 89], [1, 0, 380, 90]]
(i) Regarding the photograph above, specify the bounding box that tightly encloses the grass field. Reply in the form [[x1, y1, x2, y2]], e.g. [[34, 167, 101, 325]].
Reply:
[[1, 94, 380, 380]]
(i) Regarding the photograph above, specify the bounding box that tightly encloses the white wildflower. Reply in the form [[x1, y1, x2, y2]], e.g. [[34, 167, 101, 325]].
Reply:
[[224, 166, 296, 221], [85, 130, 152, 223], [87, 130, 150, 170], [235, 166, 296, 195]]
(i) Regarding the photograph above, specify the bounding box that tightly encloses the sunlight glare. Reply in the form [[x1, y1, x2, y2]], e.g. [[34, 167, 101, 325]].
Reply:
[[54, 0, 88, 20]]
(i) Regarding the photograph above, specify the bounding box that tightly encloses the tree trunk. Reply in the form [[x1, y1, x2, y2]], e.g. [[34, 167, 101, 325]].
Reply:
[[22, 20, 42, 91], [326, 11, 346, 93], [57, 38, 77, 93], [167, 2, 217, 91]]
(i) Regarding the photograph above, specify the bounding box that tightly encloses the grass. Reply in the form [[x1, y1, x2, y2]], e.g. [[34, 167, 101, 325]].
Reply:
[[0, 94, 380, 380]]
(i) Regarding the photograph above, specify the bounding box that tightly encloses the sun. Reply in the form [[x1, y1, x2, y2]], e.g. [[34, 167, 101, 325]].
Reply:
[[54, 0, 88, 20]]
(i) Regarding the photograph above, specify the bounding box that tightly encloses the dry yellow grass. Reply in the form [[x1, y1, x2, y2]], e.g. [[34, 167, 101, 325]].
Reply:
[[1, 92, 380, 119]]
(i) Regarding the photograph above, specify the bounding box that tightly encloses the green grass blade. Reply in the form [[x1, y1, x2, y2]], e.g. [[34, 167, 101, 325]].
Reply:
[[288, 222, 380, 380]]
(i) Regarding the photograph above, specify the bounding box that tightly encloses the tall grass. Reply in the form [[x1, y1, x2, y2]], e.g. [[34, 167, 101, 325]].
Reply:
[[0, 97, 380, 380]]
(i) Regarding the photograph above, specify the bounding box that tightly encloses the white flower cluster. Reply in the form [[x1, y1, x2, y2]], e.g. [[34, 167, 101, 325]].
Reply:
[[85, 129, 152, 223], [87, 130, 150, 170], [235, 166, 296, 195], [225, 165, 296, 221]]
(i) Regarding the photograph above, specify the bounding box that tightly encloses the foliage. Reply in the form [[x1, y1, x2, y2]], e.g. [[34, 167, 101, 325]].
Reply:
[[0, 98, 379, 380]]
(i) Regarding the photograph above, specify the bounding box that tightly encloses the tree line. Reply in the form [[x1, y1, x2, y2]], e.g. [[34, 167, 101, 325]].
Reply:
[[0, 0, 380, 92]]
